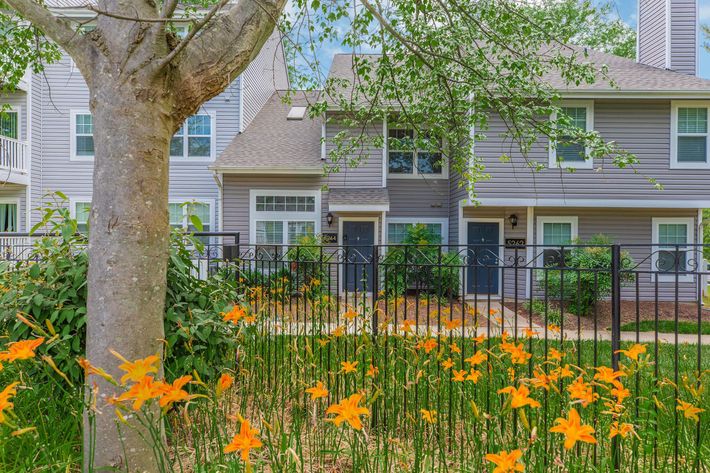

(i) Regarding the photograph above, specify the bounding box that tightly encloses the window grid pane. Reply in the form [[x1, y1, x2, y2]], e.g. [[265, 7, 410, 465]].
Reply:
[[561, 107, 587, 130], [287, 221, 315, 244], [543, 222, 572, 246], [255, 195, 315, 212], [169, 203, 183, 227], [678, 136, 707, 162], [387, 222, 442, 244], [256, 221, 284, 244], [0, 111, 18, 139], [678, 108, 707, 134], [658, 224, 687, 246]]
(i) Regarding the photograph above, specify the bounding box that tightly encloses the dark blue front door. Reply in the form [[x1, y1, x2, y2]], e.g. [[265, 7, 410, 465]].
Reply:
[[467, 222, 500, 294], [343, 221, 375, 292]]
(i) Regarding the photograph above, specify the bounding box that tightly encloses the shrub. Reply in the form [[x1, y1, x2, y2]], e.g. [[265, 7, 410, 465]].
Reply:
[[0, 197, 241, 382], [541, 234, 634, 315], [383, 224, 462, 299]]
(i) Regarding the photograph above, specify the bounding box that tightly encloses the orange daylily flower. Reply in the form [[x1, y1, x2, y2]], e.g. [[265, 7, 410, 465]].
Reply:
[[593, 367, 626, 385], [466, 369, 482, 383], [443, 319, 462, 331], [343, 308, 358, 321], [0, 338, 44, 362], [472, 334, 486, 344], [616, 344, 646, 361], [567, 377, 599, 407], [449, 342, 462, 354], [222, 305, 246, 325], [506, 344, 532, 365], [441, 358, 455, 370], [157, 375, 193, 408], [547, 324, 561, 334], [550, 408, 597, 450], [523, 328, 538, 338], [420, 409, 437, 424], [366, 364, 379, 377], [530, 369, 558, 392], [110, 351, 160, 385], [116, 376, 162, 410], [485, 449, 525, 473], [216, 373, 234, 396], [331, 325, 346, 337], [305, 381, 328, 400], [610, 381, 631, 404], [224, 419, 263, 461], [0, 382, 19, 424], [489, 308, 499, 316], [548, 348, 564, 362], [400, 320, 415, 334], [77, 358, 115, 383], [499, 385, 541, 409], [452, 370, 467, 382], [419, 338, 438, 354], [325, 393, 370, 430], [609, 421, 635, 439], [677, 400, 704, 422], [553, 364, 574, 379], [340, 361, 358, 374], [465, 351, 488, 367]]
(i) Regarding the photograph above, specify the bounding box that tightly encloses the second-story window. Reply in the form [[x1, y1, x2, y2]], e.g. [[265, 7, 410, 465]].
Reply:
[[170, 114, 214, 159], [0, 110, 18, 139], [71, 112, 94, 159], [671, 102, 709, 168], [549, 101, 593, 169], [387, 127, 444, 177]]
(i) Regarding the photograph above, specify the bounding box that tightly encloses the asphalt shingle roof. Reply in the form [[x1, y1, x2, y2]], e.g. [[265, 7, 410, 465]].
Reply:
[[328, 187, 390, 207], [213, 90, 324, 172]]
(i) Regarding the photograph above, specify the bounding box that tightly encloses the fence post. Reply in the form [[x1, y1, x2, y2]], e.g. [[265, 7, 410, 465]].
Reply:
[[610, 244, 621, 470], [372, 244, 379, 338]]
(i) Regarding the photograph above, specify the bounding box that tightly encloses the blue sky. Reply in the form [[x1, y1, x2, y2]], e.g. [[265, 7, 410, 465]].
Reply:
[[307, 1, 710, 79], [606, 0, 710, 78]]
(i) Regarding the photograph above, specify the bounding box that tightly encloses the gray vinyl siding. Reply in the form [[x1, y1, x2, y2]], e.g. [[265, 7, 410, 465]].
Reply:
[[222, 174, 327, 243], [449, 170, 468, 246], [0, 92, 28, 141], [241, 33, 289, 130], [474, 100, 710, 201], [26, 54, 248, 227], [638, 0, 667, 69], [0, 184, 27, 232], [669, 0, 697, 75], [533, 207, 700, 301], [325, 119, 384, 188], [387, 178, 450, 218]]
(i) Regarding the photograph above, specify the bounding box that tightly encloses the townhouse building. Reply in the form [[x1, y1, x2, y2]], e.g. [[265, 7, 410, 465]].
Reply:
[[211, 0, 710, 299]]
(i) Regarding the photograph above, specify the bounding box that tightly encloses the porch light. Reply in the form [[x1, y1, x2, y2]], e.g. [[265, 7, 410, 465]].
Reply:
[[326, 212, 334, 226], [508, 214, 518, 229]]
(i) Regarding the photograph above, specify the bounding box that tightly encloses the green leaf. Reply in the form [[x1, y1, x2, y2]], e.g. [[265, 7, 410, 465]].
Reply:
[[189, 214, 203, 232]]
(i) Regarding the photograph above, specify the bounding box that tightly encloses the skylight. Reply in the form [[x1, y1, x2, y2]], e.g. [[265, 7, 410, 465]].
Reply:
[[287, 106, 307, 120]]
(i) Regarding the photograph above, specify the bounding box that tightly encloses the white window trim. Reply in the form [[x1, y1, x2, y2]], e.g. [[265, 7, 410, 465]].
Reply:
[[536, 216, 579, 264], [548, 100, 594, 170], [385, 217, 449, 245], [0, 198, 20, 232], [0, 106, 21, 141], [70, 110, 94, 161], [651, 217, 695, 283], [169, 199, 216, 231], [170, 111, 217, 162], [670, 100, 710, 169], [385, 126, 449, 179], [249, 189, 322, 245]]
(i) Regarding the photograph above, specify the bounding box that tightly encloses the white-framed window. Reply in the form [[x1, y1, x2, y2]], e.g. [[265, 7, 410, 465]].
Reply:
[[536, 216, 578, 267], [169, 201, 213, 232], [250, 190, 321, 258], [386, 126, 447, 178], [170, 113, 216, 160], [386, 218, 448, 244], [74, 201, 91, 233], [652, 217, 695, 282], [0, 107, 20, 140], [549, 100, 594, 169], [70, 111, 94, 160], [0, 200, 18, 232], [671, 101, 710, 168]]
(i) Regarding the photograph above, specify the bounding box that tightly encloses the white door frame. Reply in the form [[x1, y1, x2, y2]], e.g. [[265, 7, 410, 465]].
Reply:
[[461, 217, 505, 297], [338, 216, 379, 294]]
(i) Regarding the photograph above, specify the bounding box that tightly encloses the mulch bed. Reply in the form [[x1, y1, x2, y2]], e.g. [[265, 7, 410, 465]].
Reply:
[[507, 300, 709, 332]]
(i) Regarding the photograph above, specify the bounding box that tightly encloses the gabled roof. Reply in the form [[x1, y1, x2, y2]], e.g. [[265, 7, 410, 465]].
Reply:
[[326, 48, 710, 105], [212, 90, 324, 174]]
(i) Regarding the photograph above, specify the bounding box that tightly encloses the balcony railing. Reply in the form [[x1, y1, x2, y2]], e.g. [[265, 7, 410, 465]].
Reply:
[[0, 135, 28, 175]]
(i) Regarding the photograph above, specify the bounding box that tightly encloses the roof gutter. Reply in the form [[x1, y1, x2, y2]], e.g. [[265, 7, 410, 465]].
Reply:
[[208, 166, 323, 175]]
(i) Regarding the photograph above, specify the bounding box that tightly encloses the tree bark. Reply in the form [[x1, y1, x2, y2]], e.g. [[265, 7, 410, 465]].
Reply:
[[84, 76, 175, 472]]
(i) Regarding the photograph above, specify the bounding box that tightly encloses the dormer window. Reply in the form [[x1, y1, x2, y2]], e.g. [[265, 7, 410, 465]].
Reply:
[[387, 127, 445, 178], [671, 101, 710, 169]]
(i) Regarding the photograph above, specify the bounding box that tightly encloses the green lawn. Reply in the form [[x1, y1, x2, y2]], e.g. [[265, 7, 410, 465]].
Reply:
[[620, 320, 710, 335]]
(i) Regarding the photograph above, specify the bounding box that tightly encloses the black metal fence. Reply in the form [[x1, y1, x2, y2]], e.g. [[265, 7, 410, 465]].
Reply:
[[2, 233, 708, 470]]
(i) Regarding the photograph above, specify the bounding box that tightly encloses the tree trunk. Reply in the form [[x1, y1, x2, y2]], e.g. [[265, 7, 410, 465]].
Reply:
[[84, 80, 175, 472]]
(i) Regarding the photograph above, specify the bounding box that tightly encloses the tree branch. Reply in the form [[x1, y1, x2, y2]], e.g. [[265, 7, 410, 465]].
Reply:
[[5, 0, 91, 62], [167, 0, 287, 110], [160, 0, 179, 19]]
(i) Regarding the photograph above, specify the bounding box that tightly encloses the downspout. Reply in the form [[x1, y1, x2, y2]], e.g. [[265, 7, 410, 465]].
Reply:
[[212, 171, 223, 232]]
